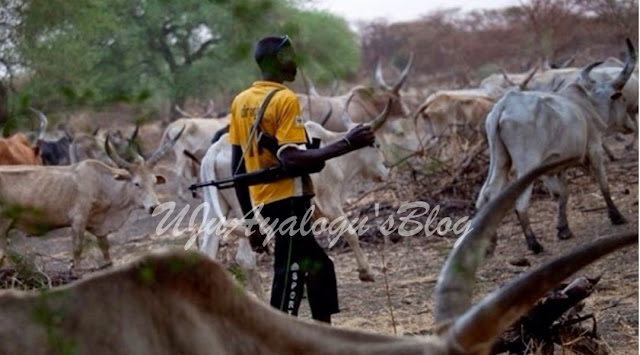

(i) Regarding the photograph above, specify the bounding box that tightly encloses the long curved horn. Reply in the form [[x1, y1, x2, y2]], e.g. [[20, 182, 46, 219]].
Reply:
[[434, 157, 579, 324], [391, 53, 413, 92], [339, 92, 357, 130], [300, 70, 319, 97], [412, 99, 431, 126], [367, 98, 392, 131], [29, 107, 48, 140], [580, 61, 603, 88], [319, 105, 333, 127], [329, 78, 339, 96], [129, 124, 140, 141], [499, 68, 517, 87], [374, 58, 391, 91], [448, 231, 636, 354], [203, 100, 215, 118], [611, 38, 637, 90], [146, 124, 186, 166], [559, 54, 576, 68], [174, 105, 194, 118], [105, 134, 134, 169], [519, 66, 539, 91]]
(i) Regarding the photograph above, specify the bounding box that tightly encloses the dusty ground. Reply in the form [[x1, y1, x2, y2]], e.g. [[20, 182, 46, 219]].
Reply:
[[2, 134, 638, 354]]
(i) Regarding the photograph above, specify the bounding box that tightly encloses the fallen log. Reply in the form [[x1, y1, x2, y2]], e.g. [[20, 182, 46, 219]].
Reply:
[[490, 275, 607, 354]]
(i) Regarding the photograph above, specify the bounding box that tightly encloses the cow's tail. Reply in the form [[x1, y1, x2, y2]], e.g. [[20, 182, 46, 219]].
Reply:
[[476, 99, 510, 209], [412, 98, 432, 126], [412, 95, 437, 145]]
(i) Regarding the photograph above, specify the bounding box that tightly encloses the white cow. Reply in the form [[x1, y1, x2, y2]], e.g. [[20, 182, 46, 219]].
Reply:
[[197, 101, 392, 297], [297, 55, 413, 132], [0, 131, 182, 269], [0, 158, 635, 355], [477, 42, 636, 254], [159, 117, 230, 200], [481, 41, 639, 151]]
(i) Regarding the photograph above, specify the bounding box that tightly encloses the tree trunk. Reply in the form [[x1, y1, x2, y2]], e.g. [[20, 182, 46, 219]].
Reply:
[[0, 82, 8, 131]]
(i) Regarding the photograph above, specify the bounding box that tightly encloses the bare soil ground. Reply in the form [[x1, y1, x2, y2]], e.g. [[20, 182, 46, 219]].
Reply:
[[2, 135, 637, 354]]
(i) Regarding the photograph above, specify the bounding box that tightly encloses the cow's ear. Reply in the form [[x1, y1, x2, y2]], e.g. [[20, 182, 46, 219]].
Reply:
[[113, 172, 131, 181], [155, 175, 166, 185], [611, 92, 623, 100]]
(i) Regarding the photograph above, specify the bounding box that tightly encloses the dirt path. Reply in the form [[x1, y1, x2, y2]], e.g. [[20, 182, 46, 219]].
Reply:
[[3, 137, 637, 354]]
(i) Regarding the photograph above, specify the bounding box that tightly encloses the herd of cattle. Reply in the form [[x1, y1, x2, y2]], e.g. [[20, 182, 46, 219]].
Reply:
[[0, 38, 636, 354]]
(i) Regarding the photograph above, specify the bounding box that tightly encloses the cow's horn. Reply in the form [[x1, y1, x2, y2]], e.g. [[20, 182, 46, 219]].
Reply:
[[29, 107, 48, 140], [203, 100, 215, 118], [339, 92, 357, 130], [499, 68, 517, 87], [300, 70, 319, 97], [105, 134, 134, 169], [129, 124, 140, 141], [580, 61, 603, 88], [329, 78, 340, 96], [174, 105, 193, 118], [519, 66, 539, 90], [391, 53, 413, 93], [434, 158, 579, 350], [611, 38, 637, 90], [319, 105, 333, 127], [368, 98, 392, 131], [448, 231, 636, 353], [374, 58, 391, 91], [559, 55, 576, 68], [146, 124, 186, 166]]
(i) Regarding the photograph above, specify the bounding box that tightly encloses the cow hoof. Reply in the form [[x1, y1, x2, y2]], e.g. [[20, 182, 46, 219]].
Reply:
[[389, 234, 402, 244], [527, 241, 544, 254], [609, 212, 627, 225], [358, 269, 375, 282], [484, 244, 496, 258], [557, 226, 574, 240]]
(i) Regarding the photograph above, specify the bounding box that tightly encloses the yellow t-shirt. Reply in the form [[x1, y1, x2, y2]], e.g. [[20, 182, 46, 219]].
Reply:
[[228, 81, 314, 206]]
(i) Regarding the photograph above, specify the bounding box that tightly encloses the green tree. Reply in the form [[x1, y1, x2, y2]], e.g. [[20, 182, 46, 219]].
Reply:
[[15, 0, 360, 121]]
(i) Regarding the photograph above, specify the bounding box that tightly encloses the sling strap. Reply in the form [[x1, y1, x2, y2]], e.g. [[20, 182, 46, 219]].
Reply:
[[234, 88, 282, 176]]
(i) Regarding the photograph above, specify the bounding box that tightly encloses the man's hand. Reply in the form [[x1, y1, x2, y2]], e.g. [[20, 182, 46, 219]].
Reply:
[[344, 124, 375, 150]]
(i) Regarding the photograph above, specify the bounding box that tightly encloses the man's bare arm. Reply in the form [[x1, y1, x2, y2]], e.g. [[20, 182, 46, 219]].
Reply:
[[279, 125, 375, 171]]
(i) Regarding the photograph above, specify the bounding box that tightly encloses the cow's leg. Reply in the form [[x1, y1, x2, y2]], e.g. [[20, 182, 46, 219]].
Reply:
[[514, 184, 544, 254], [323, 209, 374, 282], [542, 173, 573, 240], [0, 220, 12, 265], [235, 235, 266, 301], [95, 234, 113, 267], [199, 193, 226, 259], [602, 143, 618, 162], [476, 138, 511, 256], [588, 152, 627, 225], [70, 221, 87, 270]]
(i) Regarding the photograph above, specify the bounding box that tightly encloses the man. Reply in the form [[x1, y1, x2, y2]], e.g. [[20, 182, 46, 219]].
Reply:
[[228, 36, 375, 324]]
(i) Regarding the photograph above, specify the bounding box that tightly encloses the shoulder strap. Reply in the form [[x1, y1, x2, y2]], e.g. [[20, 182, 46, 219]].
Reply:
[[234, 88, 282, 175]]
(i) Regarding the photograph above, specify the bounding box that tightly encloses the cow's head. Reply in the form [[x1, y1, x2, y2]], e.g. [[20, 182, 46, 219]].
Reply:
[[580, 38, 636, 134], [105, 125, 185, 214], [340, 94, 392, 182], [367, 54, 413, 118], [29, 108, 75, 165]]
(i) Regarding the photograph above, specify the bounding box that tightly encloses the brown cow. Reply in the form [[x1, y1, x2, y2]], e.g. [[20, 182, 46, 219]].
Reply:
[[0, 133, 42, 165]]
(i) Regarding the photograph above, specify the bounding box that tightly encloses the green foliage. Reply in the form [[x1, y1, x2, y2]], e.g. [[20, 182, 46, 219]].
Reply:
[[14, 0, 360, 115]]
